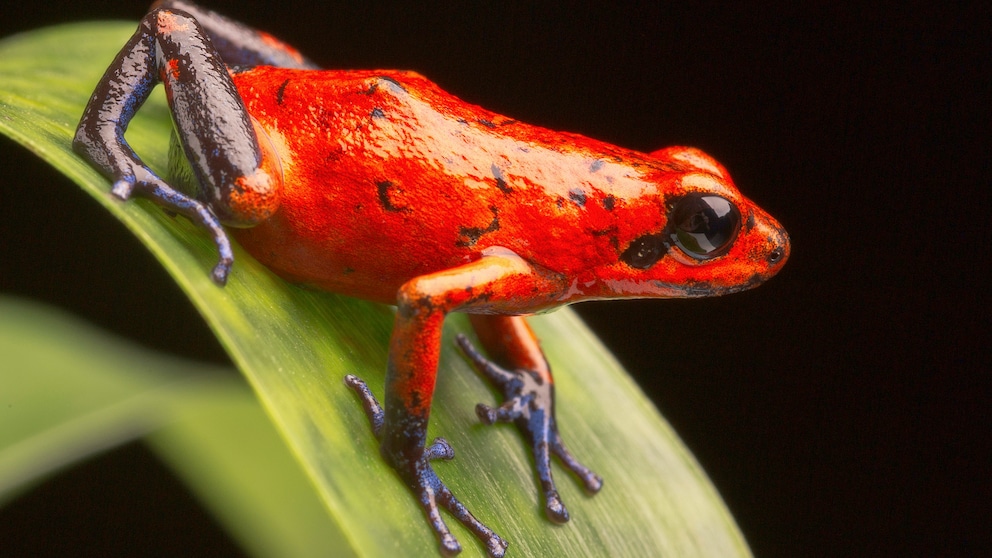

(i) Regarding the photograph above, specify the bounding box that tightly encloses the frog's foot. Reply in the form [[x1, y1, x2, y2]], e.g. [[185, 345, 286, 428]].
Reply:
[[344, 375, 509, 558], [118, 173, 232, 285], [90, 164, 233, 285], [455, 335, 603, 524]]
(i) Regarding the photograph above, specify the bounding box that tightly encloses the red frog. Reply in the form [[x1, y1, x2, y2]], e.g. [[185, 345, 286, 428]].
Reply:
[[74, 2, 790, 556]]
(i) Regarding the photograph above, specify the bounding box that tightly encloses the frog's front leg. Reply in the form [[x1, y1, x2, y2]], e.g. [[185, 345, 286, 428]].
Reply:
[[457, 315, 603, 524], [73, 7, 281, 284], [346, 252, 569, 557]]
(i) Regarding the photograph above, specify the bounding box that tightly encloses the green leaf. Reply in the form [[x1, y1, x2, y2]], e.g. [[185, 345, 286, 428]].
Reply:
[[0, 297, 345, 557], [0, 22, 750, 557], [146, 383, 355, 558], [0, 295, 195, 505]]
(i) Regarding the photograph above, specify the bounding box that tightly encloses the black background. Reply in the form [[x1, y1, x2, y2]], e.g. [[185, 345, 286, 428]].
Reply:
[[1, 2, 987, 557]]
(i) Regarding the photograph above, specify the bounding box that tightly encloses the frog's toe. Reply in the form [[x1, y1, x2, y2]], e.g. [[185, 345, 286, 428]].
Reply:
[[475, 400, 525, 425], [439, 533, 461, 556], [486, 533, 509, 557], [344, 374, 385, 437], [211, 259, 232, 286], [551, 436, 604, 495], [455, 334, 520, 389], [425, 437, 455, 461], [545, 490, 569, 523], [110, 178, 136, 200]]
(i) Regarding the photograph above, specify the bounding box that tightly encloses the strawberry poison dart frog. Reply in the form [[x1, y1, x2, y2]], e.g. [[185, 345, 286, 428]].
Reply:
[[74, 2, 790, 555]]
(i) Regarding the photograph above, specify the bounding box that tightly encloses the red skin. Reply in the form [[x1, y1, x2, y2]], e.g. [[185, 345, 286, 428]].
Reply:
[[230, 67, 788, 307]]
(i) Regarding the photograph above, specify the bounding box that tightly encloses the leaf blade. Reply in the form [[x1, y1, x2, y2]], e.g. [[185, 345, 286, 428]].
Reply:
[[0, 22, 750, 557], [0, 296, 348, 557]]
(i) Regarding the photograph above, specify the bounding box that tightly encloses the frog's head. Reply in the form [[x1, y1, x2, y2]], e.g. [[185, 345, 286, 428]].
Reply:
[[594, 146, 790, 299]]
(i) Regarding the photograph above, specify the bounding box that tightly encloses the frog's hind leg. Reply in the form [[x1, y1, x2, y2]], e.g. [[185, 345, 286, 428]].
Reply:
[[459, 315, 603, 524], [74, 6, 278, 284], [152, 1, 318, 69]]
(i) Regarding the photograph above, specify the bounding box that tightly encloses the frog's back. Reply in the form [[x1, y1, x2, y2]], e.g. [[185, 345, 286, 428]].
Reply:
[[230, 67, 678, 302]]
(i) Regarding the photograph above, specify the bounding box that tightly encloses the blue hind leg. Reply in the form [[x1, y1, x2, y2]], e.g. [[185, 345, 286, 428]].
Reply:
[[74, 5, 298, 284], [152, 1, 319, 69]]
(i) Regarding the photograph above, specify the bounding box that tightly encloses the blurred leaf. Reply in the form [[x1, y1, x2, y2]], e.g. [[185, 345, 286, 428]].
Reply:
[[0, 22, 750, 557], [147, 373, 353, 558], [0, 296, 189, 505], [0, 297, 346, 557]]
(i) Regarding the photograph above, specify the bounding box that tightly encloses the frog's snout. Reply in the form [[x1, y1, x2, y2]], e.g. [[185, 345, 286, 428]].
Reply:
[[756, 209, 790, 277]]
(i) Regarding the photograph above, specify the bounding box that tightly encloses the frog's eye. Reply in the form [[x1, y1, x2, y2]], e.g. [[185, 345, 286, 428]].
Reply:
[[620, 234, 666, 269], [668, 194, 741, 260]]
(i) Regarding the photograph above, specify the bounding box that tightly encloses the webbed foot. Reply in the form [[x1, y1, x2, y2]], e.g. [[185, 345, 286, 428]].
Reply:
[[455, 335, 603, 524]]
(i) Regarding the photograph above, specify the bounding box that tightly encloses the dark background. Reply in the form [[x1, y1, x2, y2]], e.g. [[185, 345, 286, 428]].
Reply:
[[1, 2, 987, 556]]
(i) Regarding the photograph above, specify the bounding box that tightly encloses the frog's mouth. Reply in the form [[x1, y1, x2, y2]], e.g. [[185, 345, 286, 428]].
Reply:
[[653, 275, 773, 298]]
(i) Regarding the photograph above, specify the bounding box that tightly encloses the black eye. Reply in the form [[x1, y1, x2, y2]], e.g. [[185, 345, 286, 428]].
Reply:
[[621, 234, 666, 269], [668, 194, 740, 259]]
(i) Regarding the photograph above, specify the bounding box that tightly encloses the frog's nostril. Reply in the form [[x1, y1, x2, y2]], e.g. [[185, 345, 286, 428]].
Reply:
[[766, 228, 791, 267]]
